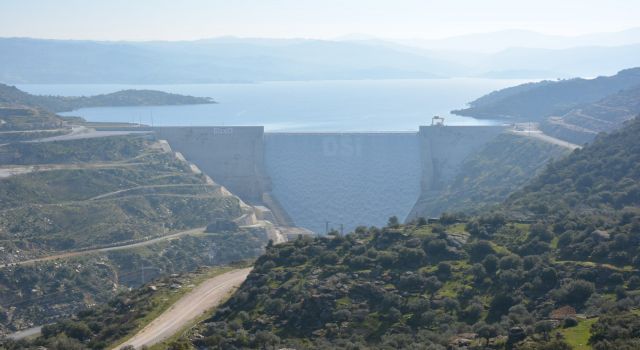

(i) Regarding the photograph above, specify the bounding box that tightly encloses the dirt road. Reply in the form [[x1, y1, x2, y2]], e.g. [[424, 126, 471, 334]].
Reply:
[[1, 227, 207, 268], [114, 267, 252, 349]]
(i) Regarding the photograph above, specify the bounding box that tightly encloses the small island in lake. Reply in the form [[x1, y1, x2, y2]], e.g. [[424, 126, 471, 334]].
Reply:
[[0, 83, 216, 113]]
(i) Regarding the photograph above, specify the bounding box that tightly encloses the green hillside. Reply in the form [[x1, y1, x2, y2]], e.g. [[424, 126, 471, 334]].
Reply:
[[410, 133, 570, 218], [154, 119, 640, 350]]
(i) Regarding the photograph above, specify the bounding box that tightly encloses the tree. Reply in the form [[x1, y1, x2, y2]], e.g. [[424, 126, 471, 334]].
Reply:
[[534, 320, 555, 341], [488, 294, 517, 322], [387, 216, 400, 228], [469, 240, 495, 262], [475, 322, 498, 345], [436, 262, 452, 279], [483, 254, 499, 275], [254, 330, 280, 349], [499, 255, 522, 270], [557, 280, 595, 308], [424, 276, 442, 298]]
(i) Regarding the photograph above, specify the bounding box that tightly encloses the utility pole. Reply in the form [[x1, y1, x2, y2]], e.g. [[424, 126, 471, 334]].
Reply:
[[325, 221, 330, 235]]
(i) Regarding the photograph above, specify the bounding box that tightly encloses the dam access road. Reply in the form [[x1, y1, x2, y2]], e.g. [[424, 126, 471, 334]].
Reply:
[[114, 267, 252, 349]]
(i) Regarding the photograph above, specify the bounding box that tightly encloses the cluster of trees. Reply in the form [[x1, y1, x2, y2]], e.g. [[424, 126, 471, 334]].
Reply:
[[506, 117, 640, 217], [589, 311, 640, 349], [177, 119, 640, 349], [183, 219, 640, 349]]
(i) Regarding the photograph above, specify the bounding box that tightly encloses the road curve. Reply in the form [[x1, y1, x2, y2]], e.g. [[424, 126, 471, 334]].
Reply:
[[114, 267, 252, 350]]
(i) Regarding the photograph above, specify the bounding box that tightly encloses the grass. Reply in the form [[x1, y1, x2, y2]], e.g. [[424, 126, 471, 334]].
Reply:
[[560, 317, 598, 350], [447, 223, 467, 234], [550, 236, 559, 249], [438, 280, 459, 298]]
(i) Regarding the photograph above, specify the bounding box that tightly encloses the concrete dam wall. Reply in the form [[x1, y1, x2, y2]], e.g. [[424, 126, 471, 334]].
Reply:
[[265, 133, 421, 234], [147, 125, 507, 234], [153, 127, 269, 202]]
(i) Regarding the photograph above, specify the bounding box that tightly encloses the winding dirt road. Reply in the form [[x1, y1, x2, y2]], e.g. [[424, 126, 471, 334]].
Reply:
[[114, 267, 252, 349], [0, 227, 207, 268]]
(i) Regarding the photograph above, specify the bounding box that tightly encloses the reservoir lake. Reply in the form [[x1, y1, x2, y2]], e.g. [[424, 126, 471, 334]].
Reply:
[[18, 78, 532, 131]]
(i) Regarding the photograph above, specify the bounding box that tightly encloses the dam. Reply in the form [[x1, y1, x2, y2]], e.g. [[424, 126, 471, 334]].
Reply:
[[149, 125, 507, 234]]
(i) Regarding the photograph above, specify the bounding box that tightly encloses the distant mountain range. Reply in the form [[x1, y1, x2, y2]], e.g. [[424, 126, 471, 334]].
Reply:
[[1, 28, 640, 83], [391, 28, 640, 53]]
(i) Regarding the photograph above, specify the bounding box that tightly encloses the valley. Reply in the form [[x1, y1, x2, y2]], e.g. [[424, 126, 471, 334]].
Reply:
[[0, 61, 639, 350]]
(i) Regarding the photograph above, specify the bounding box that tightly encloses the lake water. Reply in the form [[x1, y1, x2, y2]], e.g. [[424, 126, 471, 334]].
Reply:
[[18, 79, 530, 131]]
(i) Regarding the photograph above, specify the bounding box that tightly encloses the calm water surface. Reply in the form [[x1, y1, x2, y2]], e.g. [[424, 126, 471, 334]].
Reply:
[[19, 79, 531, 131]]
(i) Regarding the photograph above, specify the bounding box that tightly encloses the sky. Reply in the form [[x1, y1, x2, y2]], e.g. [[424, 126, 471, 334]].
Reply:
[[0, 0, 639, 41]]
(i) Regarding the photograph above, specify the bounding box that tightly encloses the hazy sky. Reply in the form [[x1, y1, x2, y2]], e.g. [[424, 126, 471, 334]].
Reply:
[[1, 0, 638, 41]]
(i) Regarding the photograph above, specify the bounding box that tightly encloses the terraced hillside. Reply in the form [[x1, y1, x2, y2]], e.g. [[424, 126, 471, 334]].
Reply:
[[0, 132, 271, 336], [0, 135, 247, 262], [541, 86, 640, 144], [0, 106, 71, 143]]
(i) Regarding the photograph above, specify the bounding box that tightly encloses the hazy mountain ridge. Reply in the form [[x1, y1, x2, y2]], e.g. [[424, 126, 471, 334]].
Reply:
[[1, 34, 640, 83], [394, 28, 640, 53]]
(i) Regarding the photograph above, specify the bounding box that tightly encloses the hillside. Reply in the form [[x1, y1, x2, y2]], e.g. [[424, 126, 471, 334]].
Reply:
[[0, 83, 214, 112], [453, 67, 640, 121], [0, 135, 247, 257], [409, 133, 570, 219], [505, 117, 640, 219], [540, 86, 640, 144], [0, 106, 71, 142], [0, 133, 272, 335], [146, 119, 640, 349]]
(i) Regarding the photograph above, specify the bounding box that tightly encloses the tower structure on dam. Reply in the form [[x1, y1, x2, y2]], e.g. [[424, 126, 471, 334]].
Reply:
[[407, 125, 506, 220]]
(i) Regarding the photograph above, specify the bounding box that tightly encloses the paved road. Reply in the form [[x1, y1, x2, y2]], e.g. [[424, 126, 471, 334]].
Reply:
[[114, 268, 252, 349], [510, 126, 581, 150], [30, 126, 151, 143]]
